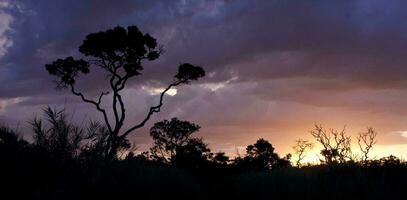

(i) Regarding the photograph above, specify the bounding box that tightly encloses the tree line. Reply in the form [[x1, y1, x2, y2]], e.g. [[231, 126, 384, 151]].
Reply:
[[0, 107, 403, 171]]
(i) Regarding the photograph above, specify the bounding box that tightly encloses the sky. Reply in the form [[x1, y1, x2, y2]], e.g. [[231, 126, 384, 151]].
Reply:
[[1, 0, 407, 161]]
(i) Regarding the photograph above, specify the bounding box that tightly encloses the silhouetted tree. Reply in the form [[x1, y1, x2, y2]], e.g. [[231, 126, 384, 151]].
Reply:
[[172, 138, 212, 168], [235, 138, 289, 170], [292, 139, 313, 167], [357, 127, 377, 164], [212, 152, 229, 165], [149, 118, 201, 162], [310, 124, 352, 165], [246, 138, 277, 159], [45, 26, 205, 160], [275, 153, 292, 168]]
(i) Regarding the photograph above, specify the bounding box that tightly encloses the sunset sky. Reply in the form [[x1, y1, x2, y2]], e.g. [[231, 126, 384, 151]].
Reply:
[[1, 0, 407, 161]]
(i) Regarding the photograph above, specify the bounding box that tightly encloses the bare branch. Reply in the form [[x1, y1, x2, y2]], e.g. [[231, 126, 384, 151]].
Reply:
[[120, 81, 182, 139], [358, 127, 377, 163], [70, 85, 112, 133], [310, 124, 352, 164], [292, 139, 313, 167], [97, 91, 109, 105]]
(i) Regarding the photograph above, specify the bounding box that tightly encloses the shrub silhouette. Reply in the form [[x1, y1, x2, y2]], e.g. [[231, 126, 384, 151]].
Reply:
[[45, 25, 205, 160], [30, 107, 84, 160]]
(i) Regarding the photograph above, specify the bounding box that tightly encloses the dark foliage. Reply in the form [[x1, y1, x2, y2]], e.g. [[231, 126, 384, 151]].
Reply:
[[149, 118, 201, 162], [233, 138, 291, 171], [212, 164, 407, 200], [212, 152, 229, 165], [175, 63, 205, 83], [172, 138, 212, 169], [45, 57, 89, 88], [1, 115, 407, 199]]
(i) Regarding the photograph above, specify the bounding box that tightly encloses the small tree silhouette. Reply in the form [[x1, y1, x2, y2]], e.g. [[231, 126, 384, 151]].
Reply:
[[357, 127, 377, 164], [45, 26, 205, 159], [292, 139, 313, 167], [241, 138, 282, 170], [149, 118, 202, 163], [310, 124, 352, 165], [212, 152, 229, 165], [172, 138, 212, 168]]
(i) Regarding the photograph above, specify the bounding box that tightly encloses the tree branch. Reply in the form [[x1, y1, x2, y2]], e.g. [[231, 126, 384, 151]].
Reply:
[[70, 85, 112, 133], [109, 63, 123, 132], [117, 93, 126, 129], [120, 81, 182, 139]]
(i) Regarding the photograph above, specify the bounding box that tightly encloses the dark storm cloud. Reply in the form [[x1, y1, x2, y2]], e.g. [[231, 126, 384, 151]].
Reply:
[[0, 0, 158, 97], [2, 0, 407, 99], [142, 0, 407, 88]]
